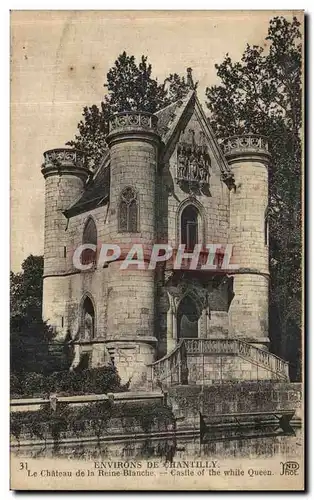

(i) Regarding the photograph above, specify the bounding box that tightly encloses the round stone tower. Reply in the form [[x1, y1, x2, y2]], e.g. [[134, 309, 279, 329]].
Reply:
[[222, 135, 270, 349], [105, 112, 160, 388], [41, 148, 89, 337]]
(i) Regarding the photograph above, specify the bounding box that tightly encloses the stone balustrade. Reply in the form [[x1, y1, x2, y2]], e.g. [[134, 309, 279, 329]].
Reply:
[[184, 337, 289, 380], [220, 134, 269, 156], [43, 148, 86, 168], [147, 339, 188, 389], [108, 111, 158, 134]]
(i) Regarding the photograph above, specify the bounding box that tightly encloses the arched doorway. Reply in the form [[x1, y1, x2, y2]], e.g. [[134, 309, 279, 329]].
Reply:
[[177, 295, 200, 339], [81, 296, 95, 340]]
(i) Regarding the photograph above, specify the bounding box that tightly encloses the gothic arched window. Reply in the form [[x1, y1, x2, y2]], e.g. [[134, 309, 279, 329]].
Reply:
[[81, 296, 95, 340], [82, 217, 97, 265], [181, 205, 199, 251], [119, 187, 138, 232], [177, 295, 200, 339]]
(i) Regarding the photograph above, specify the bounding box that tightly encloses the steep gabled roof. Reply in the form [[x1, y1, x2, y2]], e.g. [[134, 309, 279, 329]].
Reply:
[[156, 90, 196, 147], [155, 99, 183, 138], [64, 91, 233, 218], [64, 152, 110, 218], [156, 90, 232, 179]]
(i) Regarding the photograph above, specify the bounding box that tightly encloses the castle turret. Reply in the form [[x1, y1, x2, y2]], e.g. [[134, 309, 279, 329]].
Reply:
[[105, 112, 160, 387], [222, 135, 270, 348], [41, 148, 89, 336]]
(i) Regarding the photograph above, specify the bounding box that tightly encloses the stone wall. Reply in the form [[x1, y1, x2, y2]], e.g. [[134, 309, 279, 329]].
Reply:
[[186, 353, 284, 384], [228, 156, 269, 345], [159, 110, 230, 250], [43, 174, 85, 277], [43, 204, 110, 343], [167, 381, 302, 429], [156, 108, 231, 352], [104, 115, 159, 386]]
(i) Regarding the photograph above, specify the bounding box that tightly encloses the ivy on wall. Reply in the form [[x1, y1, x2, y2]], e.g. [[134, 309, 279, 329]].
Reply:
[[10, 401, 175, 447], [10, 366, 124, 399]]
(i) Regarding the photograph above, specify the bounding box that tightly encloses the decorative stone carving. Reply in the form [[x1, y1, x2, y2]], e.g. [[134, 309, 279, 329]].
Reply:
[[43, 148, 86, 168], [166, 277, 209, 315], [109, 111, 158, 133], [176, 142, 211, 190], [220, 134, 269, 155]]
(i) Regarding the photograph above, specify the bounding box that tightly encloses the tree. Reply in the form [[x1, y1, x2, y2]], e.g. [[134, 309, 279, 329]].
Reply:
[[10, 255, 69, 374], [205, 16, 302, 380], [67, 51, 197, 167]]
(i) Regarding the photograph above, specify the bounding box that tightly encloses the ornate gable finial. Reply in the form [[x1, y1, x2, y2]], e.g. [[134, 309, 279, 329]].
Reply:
[[186, 67, 194, 89]]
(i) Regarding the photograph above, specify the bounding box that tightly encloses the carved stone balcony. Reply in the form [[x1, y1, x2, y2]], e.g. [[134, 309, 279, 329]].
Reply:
[[221, 134, 271, 164], [41, 148, 89, 179]]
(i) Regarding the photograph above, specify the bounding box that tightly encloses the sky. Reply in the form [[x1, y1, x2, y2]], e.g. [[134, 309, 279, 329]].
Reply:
[[10, 10, 301, 271]]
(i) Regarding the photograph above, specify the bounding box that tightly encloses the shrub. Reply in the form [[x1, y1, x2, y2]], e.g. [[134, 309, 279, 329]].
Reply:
[[10, 400, 175, 446], [23, 372, 46, 397], [10, 365, 122, 398], [10, 374, 22, 397]]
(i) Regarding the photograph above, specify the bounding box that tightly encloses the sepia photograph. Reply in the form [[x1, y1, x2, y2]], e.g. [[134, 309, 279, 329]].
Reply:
[[10, 10, 304, 490]]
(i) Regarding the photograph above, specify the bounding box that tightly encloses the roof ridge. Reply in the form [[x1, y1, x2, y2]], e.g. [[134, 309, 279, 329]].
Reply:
[[155, 89, 195, 116]]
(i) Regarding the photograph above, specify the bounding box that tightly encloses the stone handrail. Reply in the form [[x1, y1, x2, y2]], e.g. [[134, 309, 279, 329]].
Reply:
[[109, 111, 158, 133], [43, 148, 86, 167], [147, 339, 188, 389], [10, 391, 164, 413], [184, 338, 289, 380], [220, 134, 269, 155]]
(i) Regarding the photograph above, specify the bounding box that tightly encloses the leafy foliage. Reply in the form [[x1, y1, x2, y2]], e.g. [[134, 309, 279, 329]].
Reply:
[[10, 400, 175, 446], [67, 51, 196, 167], [206, 16, 302, 379], [10, 255, 68, 374], [10, 366, 122, 398]]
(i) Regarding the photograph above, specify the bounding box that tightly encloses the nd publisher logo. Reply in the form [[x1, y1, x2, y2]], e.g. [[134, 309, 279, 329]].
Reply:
[[280, 461, 299, 476]]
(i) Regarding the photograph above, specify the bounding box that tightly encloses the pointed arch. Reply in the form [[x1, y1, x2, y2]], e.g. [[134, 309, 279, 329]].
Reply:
[[118, 186, 139, 232], [80, 293, 96, 340], [177, 294, 201, 339], [176, 198, 205, 249], [82, 216, 97, 265]]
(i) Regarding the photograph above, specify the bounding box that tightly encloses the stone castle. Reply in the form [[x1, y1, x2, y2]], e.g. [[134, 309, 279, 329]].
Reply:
[[41, 88, 290, 389]]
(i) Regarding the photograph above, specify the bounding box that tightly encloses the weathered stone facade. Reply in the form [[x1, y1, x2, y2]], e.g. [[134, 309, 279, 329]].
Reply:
[[41, 90, 282, 389]]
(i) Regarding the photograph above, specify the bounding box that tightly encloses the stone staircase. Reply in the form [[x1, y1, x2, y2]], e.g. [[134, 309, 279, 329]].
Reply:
[[147, 338, 289, 390]]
